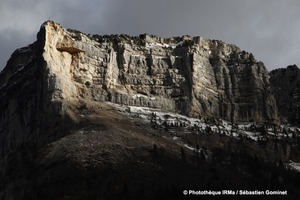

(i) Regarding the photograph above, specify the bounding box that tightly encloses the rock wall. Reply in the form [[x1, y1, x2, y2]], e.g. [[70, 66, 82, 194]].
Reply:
[[270, 65, 300, 125], [32, 21, 278, 123], [0, 22, 77, 160]]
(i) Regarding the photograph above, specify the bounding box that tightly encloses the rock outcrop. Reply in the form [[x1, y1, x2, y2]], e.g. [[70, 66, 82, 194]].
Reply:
[[3, 20, 279, 120], [0, 20, 280, 160], [270, 65, 300, 125]]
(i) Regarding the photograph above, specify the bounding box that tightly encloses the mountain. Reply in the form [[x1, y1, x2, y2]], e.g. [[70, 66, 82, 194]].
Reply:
[[0, 21, 300, 199]]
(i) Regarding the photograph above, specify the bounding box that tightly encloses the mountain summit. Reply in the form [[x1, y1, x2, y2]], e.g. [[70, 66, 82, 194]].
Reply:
[[1, 21, 299, 199]]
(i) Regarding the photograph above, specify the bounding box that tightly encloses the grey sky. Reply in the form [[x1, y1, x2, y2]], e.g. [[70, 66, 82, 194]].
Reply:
[[1, 0, 300, 72]]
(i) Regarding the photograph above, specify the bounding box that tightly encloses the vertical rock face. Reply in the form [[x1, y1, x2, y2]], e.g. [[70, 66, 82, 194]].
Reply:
[[0, 21, 280, 157], [270, 65, 300, 125], [20, 21, 278, 121], [191, 41, 278, 123]]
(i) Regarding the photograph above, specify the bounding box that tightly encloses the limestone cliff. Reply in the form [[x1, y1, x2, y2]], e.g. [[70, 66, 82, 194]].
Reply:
[[270, 65, 300, 125], [0, 20, 279, 157], [3, 20, 278, 120]]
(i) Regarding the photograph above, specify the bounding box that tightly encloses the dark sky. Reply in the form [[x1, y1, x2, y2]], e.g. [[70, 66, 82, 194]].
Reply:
[[1, 0, 300, 72]]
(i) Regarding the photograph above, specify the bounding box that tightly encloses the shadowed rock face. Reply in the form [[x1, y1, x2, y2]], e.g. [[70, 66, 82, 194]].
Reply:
[[270, 65, 300, 125], [0, 21, 287, 199]]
